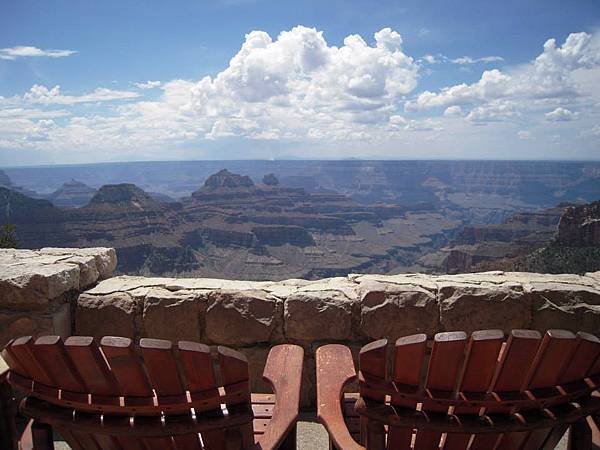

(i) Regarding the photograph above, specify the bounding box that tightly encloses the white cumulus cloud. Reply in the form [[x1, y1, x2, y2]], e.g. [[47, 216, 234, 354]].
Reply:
[[134, 80, 162, 89], [0, 46, 77, 60], [406, 32, 600, 112], [18, 84, 140, 105], [545, 107, 578, 121]]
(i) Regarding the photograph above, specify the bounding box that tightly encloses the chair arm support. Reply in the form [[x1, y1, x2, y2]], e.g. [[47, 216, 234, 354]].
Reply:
[[256, 344, 304, 450], [316, 344, 364, 450]]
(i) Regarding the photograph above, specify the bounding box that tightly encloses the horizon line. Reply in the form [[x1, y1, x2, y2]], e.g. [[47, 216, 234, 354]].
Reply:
[[3, 158, 600, 169]]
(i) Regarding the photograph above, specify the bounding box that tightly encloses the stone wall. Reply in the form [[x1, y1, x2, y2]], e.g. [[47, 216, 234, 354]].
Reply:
[[2, 248, 599, 407], [77, 270, 600, 407], [0, 248, 117, 347]]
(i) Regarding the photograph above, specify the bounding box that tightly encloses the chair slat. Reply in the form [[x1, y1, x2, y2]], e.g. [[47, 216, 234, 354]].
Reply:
[[360, 339, 388, 402], [388, 334, 427, 450], [140, 338, 184, 397], [458, 330, 504, 393], [33, 336, 87, 393], [218, 346, 251, 402], [218, 346, 253, 448], [359, 339, 387, 450], [491, 330, 542, 393], [445, 330, 504, 450], [393, 334, 427, 387], [525, 329, 577, 390], [93, 433, 124, 450], [425, 332, 467, 392], [9, 336, 55, 386], [178, 341, 218, 392], [100, 336, 153, 397], [64, 336, 119, 397], [140, 339, 202, 450], [1, 338, 28, 377], [483, 330, 541, 450], [558, 332, 600, 384], [414, 332, 466, 450], [517, 330, 577, 450], [179, 341, 226, 450], [71, 431, 102, 450]]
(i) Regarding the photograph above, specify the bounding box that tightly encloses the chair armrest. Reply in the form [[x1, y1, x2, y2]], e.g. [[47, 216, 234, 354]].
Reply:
[[256, 344, 304, 450], [316, 344, 364, 450]]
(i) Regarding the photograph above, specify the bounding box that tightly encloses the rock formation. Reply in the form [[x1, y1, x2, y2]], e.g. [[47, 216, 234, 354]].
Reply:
[[514, 200, 600, 273], [46, 179, 97, 208], [262, 173, 279, 186]]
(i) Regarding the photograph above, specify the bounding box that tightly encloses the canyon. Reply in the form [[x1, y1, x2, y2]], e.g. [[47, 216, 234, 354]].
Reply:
[[1, 160, 599, 279]]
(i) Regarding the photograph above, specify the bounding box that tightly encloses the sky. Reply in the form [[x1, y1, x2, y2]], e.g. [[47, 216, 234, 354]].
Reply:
[[1, 0, 599, 165]]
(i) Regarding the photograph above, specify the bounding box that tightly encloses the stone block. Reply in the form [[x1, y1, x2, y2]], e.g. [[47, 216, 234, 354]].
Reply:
[[76, 292, 138, 338], [359, 280, 438, 340], [529, 282, 600, 334], [284, 290, 354, 341], [205, 290, 281, 345], [439, 281, 531, 333], [142, 288, 205, 342]]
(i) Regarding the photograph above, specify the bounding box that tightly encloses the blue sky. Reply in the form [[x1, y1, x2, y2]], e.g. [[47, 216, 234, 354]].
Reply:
[[1, 0, 599, 165]]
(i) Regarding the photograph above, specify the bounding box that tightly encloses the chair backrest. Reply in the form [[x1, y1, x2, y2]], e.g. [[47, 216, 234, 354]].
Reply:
[[356, 329, 600, 450], [2, 335, 256, 450]]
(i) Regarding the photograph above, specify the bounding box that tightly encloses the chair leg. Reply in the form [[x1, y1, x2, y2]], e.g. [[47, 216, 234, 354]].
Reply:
[[279, 424, 296, 450], [569, 418, 592, 450], [0, 375, 18, 450], [21, 420, 55, 450]]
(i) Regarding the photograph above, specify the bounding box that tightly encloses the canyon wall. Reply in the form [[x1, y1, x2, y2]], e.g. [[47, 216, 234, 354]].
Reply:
[[1, 248, 599, 407]]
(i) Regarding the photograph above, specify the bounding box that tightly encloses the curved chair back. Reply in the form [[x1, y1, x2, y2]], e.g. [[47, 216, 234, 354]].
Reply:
[[356, 329, 600, 450], [3, 335, 255, 449]]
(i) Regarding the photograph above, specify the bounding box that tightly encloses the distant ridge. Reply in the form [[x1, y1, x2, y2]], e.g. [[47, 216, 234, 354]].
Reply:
[[47, 179, 97, 208]]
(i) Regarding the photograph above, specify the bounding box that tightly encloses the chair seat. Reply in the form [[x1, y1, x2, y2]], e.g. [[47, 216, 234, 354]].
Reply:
[[251, 393, 276, 439], [342, 393, 361, 444]]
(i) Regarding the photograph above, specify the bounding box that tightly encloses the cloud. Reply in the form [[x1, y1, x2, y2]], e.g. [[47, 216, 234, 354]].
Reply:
[[16, 84, 140, 105], [449, 56, 504, 64], [419, 54, 504, 65], [406, 32, 600, 112], [0, 46, 77, 60], [545, 107, 578, 121], [466, 100, 520, 123], [1, 27, 599, 160], [444, 105, 463, 117], [0, 108, 70, 119], [134, 80, 162, 89]]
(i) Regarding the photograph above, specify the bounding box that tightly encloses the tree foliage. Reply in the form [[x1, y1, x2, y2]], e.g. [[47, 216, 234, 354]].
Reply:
[[0, 224, 18, 248]]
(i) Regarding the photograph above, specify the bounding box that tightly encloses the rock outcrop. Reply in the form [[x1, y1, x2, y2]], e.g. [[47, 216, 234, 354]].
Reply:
[[46, 179, 97, 208], [514, 201, 600, 274], [556, 201, 600, 247], [262, 173, 279, 186]]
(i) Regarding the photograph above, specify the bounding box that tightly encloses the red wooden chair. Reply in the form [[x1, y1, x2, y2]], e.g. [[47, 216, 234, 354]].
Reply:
[[1, 335, 304, 450], [317, 329, 600, 450]]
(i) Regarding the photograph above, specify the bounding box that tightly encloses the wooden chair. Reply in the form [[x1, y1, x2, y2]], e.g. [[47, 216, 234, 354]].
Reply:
[[1, 335, 304, 450], [317, 329, 600, 450]]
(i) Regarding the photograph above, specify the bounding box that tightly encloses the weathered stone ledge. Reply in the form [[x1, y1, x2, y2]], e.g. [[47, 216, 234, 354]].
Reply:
[[0, 247, 116, 346], [77, 270, 600, 407]]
